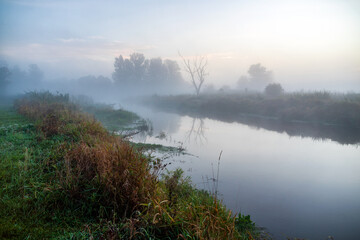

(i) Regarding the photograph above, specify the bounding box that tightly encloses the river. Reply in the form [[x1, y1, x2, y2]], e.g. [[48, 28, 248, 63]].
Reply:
[[126, 104, 360, 239]]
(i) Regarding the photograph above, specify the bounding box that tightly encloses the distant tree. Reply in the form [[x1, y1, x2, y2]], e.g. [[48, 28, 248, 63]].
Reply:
[[248, 63, 272, 83], [248, 63, 272, 90], [113, 53, 184, 92], [163, 59, 183, 85], [2, 64, 44, 94], [147, 58, 167, 83], [237, 63, 273, 91], [264, 83, 284, 97], [8, 66, 26, 89], [130, 53, 148, 82], [112, 55, 125, 82], [9, 66, 26, 80], [0, 66, 11, 96], [28, 64, 44, 83], [179, 52, 208, 96], [113, 53, 148, 84]]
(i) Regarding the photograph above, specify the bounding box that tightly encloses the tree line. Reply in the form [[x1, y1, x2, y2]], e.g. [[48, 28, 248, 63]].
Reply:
[[112, 53, 184, 87], [0, 63, 44, 97], [1, 53, 284, 97]]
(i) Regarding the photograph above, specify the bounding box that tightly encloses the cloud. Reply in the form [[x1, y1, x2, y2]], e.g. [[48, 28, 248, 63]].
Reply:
[[1, 37, 157, 64], [57, 38, 86, 43]]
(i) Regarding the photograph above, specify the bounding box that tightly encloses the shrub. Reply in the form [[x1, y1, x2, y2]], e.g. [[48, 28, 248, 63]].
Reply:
[[235, 213, 255, 232], [264, 83, 284, 97]]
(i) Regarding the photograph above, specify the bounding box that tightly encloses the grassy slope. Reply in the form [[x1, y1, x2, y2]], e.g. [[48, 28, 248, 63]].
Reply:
[[82, 104, 142, 132], [0, 94, 259, 240]]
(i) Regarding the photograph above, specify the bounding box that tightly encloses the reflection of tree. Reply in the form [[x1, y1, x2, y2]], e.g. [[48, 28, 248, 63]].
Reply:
[[185, 118, 207, 145]]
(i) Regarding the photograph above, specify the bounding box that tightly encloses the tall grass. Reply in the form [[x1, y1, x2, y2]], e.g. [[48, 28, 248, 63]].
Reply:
[[2, 91, 259, 239], [14, 92, 158, 218]]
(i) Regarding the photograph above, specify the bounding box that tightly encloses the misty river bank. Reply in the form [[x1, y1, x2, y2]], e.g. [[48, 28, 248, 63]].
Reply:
[[141, 92, 360, 145], [2, 93, 267, 239], [1, 92, 359, 239], [123, 99, 360, 240]]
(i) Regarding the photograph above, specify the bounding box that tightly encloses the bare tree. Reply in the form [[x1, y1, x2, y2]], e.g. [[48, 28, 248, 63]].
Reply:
[[179, 52, 208, 95]]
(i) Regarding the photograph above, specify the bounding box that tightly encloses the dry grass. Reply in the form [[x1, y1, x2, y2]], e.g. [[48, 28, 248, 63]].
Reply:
[[64, 137, 157, 217], [15, 92, 158, 218], [11, 92, 257, 239]]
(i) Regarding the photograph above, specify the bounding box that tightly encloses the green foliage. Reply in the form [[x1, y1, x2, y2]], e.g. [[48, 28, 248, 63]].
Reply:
[[82, 103, 142, 132], [235, 213, 256, 232]]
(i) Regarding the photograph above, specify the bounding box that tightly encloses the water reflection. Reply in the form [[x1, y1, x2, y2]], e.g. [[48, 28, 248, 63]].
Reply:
[[146, 105, 360, 145], [224, 114, 360, 145], [185, 118, 207, 145]]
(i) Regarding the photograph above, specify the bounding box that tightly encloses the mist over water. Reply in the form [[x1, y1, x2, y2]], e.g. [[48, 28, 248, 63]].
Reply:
[[1, 0, 360, 239]]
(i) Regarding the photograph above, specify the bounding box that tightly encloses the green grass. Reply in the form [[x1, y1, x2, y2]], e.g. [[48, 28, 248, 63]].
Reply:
[[0, 93, 260, 239], [82, 104, 144, 132], [0, 104, 116, 239], [0, 107, 75, 239]]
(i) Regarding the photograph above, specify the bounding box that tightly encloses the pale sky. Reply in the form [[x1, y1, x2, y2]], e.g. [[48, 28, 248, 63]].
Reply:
[[0, 0, 359, 91]]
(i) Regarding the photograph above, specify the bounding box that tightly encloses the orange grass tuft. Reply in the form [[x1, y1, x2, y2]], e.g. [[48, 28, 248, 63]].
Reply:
[[64, 137, 157, 217]]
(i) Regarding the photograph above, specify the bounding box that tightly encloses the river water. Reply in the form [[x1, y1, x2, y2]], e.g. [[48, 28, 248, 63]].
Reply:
[[127, 104, 360, 239]]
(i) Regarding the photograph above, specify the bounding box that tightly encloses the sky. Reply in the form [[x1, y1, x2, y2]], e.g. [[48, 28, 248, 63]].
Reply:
[[0, 0, 359, 91]]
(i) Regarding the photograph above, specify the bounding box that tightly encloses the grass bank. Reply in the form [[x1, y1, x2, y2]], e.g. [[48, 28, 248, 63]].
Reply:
[[0, 92, 261, 239]]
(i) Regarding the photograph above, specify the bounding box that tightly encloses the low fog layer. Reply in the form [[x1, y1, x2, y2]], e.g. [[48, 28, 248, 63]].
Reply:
[[0, 53, 292, 102]]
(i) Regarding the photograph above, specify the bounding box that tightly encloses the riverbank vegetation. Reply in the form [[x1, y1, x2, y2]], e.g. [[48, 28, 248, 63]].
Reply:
[[144, 92, 360, 144], [146, 92, 360, 128], [0, 92, 260, 239]]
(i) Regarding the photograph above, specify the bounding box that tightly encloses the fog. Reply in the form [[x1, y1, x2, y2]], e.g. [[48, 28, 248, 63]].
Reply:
[[1, 1, 360, 239], [1, 0, 359, 97]]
